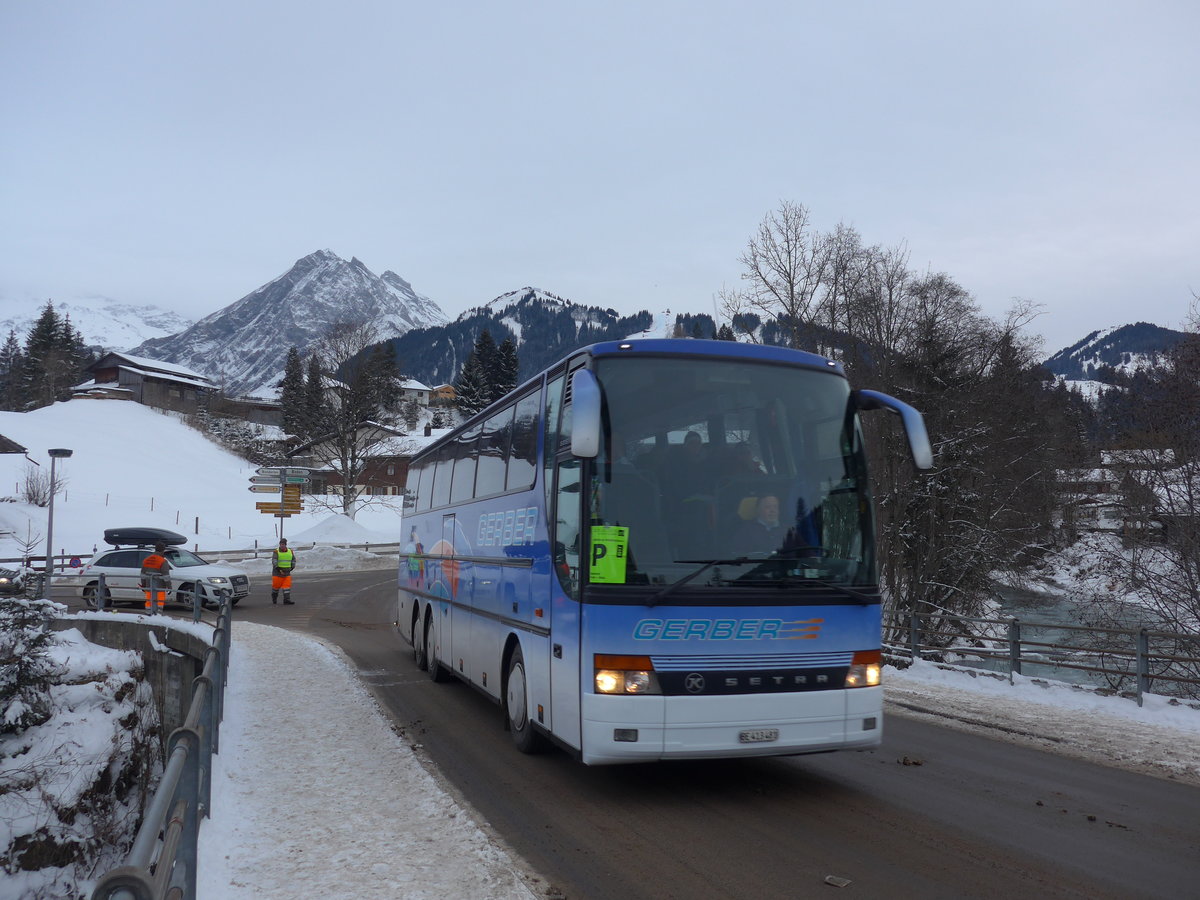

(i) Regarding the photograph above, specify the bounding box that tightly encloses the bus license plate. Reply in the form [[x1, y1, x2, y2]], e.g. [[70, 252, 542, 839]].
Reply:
[[739, 728, 779, 744]]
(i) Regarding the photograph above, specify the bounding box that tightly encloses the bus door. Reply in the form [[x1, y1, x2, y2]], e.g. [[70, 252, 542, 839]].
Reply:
[[549, 455, 583, 748]]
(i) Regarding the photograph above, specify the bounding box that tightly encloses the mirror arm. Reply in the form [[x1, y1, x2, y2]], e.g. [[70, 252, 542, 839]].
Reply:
[[855, 389, 934, 470]]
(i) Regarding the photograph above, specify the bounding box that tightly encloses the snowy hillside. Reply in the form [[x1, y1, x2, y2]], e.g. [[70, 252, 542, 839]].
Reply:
[[383, 288, 655, 385], [0, 399, 411, 561], [1043, 322, 1187, 382]]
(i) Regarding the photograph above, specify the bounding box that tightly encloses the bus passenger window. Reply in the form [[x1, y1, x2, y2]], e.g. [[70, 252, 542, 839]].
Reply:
[[476, 408, 513, 497], [430, 446, 453, 508], [406, 463, 426, 511], [508, 391, 540, 491], [450, 426, 481, 504]]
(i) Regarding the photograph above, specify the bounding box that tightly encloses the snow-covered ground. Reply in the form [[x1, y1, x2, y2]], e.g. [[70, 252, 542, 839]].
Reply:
[[3, 397, 1200, 897]]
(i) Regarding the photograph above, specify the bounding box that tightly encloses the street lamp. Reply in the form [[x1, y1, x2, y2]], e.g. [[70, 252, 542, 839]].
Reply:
[[44, 448, 73, 580]]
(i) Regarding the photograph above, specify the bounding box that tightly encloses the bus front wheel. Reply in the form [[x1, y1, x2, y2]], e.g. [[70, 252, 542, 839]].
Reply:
[[505, 646, 545, 754]]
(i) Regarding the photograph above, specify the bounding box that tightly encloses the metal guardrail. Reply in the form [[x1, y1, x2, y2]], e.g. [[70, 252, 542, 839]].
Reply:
[[887, 611, 1200, 707], [90, 592, 234, 900], [88, 574, 224, 624], [3, 541, 403, 571]]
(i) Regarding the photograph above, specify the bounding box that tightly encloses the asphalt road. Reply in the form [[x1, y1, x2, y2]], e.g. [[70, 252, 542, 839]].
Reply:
[[60, 571, 1200, 900]]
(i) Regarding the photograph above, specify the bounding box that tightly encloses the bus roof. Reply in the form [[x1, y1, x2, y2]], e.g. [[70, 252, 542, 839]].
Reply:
[[584, 338, 846, 375]]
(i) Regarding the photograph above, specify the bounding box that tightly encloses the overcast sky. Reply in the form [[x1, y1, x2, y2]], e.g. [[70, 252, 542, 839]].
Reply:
[[2, 1, 1197, 354]]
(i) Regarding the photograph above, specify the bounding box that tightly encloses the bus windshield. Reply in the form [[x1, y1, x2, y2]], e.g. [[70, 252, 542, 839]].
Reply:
[[590, 355, 875, 589]]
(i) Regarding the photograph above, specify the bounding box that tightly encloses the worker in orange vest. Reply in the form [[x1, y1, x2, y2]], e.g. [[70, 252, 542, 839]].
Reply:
[[140, 541, 171, 612], [271, 538, 296, 605]]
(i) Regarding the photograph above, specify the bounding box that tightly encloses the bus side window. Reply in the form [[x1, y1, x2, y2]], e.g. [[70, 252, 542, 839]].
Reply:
[[476, 406, 513, 498], [406, 461, 425, 510], [554, 458, 582, 599], [507, 391, 540, 491], [543, 373, 565, 512], [430, 445, 453, 508], [450, 425, 481, 504]]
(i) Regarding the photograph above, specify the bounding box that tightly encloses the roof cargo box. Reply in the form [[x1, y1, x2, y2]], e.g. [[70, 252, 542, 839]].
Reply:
[[103, 527, 188, 547]]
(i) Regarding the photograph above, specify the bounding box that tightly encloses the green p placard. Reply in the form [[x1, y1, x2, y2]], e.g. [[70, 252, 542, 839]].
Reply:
[[589, 526, 629, 583]]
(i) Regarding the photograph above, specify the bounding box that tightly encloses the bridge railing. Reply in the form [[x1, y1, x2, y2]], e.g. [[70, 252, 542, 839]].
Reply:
[[886, 611, 1200, 707], [90, 592, 233, 900]]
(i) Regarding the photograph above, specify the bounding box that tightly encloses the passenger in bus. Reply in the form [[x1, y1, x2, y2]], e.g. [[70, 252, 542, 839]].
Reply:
[[727, 442, 766, 476], [665, 431, 719, 558], [732, 494, 786, 556]]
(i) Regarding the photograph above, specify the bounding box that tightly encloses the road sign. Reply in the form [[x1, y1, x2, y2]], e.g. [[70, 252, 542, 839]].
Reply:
[[283, 475, 310, 484], [248, 485, 281, 493], [256, 502, 302, 512], [281, 467, 310, 476], [255, 467, 283, 476], [249, 474, 283, 485]]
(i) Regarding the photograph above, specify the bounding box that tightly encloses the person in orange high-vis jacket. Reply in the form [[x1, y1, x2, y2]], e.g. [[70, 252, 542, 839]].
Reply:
[[271, 538, 296, 605], [140, 541, 171, 612]]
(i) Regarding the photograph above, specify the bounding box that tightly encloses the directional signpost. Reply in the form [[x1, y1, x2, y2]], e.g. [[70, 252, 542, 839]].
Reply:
[[249, 467, 311, 535]]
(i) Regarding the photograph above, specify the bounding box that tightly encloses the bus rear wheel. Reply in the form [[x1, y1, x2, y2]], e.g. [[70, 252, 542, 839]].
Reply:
[[505, 646, 545, 754], [424, 614, 447, 682], [412, 613, 427, 670]]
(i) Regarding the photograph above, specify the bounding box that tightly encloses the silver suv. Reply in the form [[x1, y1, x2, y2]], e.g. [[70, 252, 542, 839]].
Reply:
[[78, 531, 250, 609]]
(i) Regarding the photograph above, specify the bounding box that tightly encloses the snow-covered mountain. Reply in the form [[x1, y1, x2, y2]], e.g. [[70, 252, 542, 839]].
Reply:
[[1041, 322, 1189, 388], [130, 250, 448, 397], [0, 296, 193, 353], [381, 287, 655, 386]]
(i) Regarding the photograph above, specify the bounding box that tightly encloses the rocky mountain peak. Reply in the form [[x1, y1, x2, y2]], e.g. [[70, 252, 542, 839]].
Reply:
[[129, 251, 448, 398]]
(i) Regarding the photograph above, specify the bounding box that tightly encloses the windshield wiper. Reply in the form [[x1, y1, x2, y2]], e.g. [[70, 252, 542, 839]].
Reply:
[[736, 575, 877, 605], [645, 558, 753, 607]]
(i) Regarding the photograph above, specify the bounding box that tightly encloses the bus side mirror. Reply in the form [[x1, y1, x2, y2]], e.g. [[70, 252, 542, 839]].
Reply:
[[856, 390, 934, 470], [571, 369, 601, 458]]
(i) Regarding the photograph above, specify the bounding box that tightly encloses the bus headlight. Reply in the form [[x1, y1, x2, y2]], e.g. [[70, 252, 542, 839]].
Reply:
[[594, 655, 662, 694], [845, 649, 882, 688]]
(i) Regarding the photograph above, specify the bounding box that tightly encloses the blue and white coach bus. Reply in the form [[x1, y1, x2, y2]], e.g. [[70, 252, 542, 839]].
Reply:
[[396, 339, 932, 764]]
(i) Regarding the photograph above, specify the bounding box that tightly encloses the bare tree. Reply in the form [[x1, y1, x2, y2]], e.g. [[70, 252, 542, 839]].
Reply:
[[1105, 315, 1200, 635], [736, 201, 829, 349], [728, 200, 1077, 642], [21, 462, 64, 508], [295, 321, 403, 518]]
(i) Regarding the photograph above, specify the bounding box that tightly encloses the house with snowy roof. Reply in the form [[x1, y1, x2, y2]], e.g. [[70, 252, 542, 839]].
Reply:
[[75, 352, 282, 426], [77, 352, 217, 414]]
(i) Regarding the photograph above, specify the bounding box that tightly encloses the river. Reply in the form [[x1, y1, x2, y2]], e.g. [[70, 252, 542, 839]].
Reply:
[[974, 582, 1158, 690]]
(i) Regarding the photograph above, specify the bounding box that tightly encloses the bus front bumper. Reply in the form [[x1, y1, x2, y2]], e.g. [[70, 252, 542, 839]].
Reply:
[[579, 687, 882, 765]]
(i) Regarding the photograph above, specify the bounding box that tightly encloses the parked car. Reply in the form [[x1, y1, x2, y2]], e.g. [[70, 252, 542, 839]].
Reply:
[[77, 527, 250, 609], [0, 566, 27, 596]]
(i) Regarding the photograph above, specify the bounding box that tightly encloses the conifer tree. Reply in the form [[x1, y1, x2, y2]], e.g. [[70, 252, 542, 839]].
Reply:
[[302, 354, 324, 441], [21, 301, 91, 409], [278, 347, 306, 437], [475, 329, 499, 385], [495, 337, 520, 401], [454, 353, 489, 417], [455, 329, 501, 416], [0, 329, 25, 411]]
